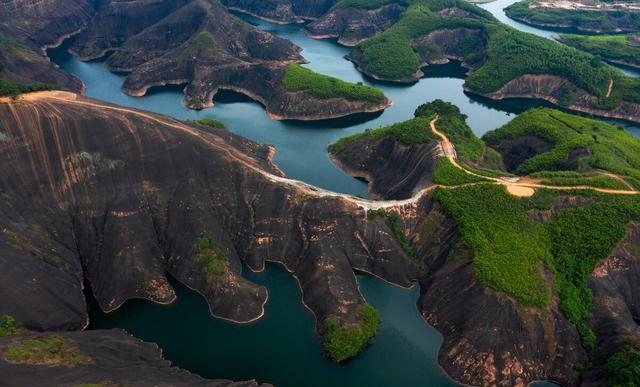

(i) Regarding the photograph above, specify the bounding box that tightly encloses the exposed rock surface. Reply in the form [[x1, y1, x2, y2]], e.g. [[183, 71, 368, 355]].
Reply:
[[67, 0, 389, 119], [0, 0, 94, 91], [330, 134, 441, 200], [333, 131, 589, 386], [221, 0, 335, 23], [466, 74, 640, 124], [305, 4, 406, 46], [0, 329, 272, 387], [581, 222, 640, 386], [0, 90, 419, 335]]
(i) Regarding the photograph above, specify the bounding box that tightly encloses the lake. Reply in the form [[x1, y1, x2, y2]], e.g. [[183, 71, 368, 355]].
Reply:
[[47, 1, 636, 386]]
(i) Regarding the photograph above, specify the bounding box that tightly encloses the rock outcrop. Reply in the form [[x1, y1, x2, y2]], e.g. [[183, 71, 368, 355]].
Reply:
[[0, 329, 272, 387], [581, 222, 640, 386], [466, 74, 640, 124], [221, 0, 335, 23], [332, 129, 589, 386], [305, 4, 406, 46], [0, 90, 419, 336], [330, 134, 441, 200], [0, 0, 94, 91], [66, 0, 389, 119]]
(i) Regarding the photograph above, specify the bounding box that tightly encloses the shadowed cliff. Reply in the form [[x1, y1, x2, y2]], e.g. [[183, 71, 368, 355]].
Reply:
[[0, 91, 418, 338]]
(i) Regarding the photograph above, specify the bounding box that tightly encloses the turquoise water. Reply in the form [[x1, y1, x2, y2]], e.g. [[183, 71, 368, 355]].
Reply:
[[47, 4, 640, 387]]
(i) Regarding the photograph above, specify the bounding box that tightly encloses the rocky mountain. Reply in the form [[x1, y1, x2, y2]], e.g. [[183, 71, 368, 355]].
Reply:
[[221, 0, 335, 23], [0, 90, 417, 341], [0, 329, 272, 387], [0, 0, 96, 91]]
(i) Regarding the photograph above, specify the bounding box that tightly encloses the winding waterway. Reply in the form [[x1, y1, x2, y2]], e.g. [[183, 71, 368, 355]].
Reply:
[[46, 2, 638, 387]]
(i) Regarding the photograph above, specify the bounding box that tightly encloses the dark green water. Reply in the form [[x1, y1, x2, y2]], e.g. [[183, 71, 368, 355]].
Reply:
[[48, 3, 638, 386], [88, 264, 456, 387]]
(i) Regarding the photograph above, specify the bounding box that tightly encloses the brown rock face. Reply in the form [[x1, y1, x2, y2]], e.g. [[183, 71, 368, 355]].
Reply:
[[468, 74, 640, 124], [330, 134, 441, 200], [0, 91, 418, 336], [0, 329, 272, 387], [221, 0, 335, 23], [0, 0, 93, 91], [305, 4, 406, 46], [581, 222, 640, 386], [332, 131, 588, 386], [66, 0, 389, 119]]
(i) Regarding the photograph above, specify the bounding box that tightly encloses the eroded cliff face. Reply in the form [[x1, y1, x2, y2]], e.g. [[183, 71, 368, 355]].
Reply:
[[0, 0, 93, 91], [0, 91, 419, 337], [0, 329, 272, 387], [305, 4, 406, 46], [220, 0, 335, 23], [330, 134, 441, 200], [66, 0, 389, 119], [581, 222, 640, 386], [332, 132, 589, 386], [466, 74, 640, 124]]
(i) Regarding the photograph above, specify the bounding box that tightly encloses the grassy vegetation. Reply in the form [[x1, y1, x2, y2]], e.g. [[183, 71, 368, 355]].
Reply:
[[483, 108, 640, 188], [606, 340, 640, 387], [3, 335, 91, 366], [329, 116, 435, 153], [322, 304, 381, 362], [189, 118, 226, 129], [556, 34, 640, 69], [434, 182, 640, 353], [415, 99, 484, 162], [505, 0, 640, 33], [531, 171, 631, 190], [432, 158, 488, 186], [283, 63, 386, 103], [0, 315, 25, 337], [0, 79, 51, 98], [194, 237, 228, 276]]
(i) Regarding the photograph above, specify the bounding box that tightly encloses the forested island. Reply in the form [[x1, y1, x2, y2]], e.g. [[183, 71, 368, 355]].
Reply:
[[554, 34, 640, 70], [1, 1, 640, 387], [505, 0, 640, 33]]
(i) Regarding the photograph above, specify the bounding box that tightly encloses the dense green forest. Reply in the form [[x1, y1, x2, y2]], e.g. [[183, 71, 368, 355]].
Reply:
[[435, 185, 640, 353], [505, 0, 640, 33], [345, 0, 640, 110], [483, 108, 640, 188], [283, 63, 386, 103], [555, 34, 640, 69]]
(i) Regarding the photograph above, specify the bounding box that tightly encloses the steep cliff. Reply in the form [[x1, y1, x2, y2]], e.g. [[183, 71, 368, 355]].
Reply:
[[0, 0, 94, 91], [67, 0, 388, 119], [331, 134, 441, 199], [467, 74, 640, 125], [305, 4, 406, 46], [581, 222, 640, 386], [220, 0, 335, 23], [0, 329, 272, 387], [0, 90, 418, 339]]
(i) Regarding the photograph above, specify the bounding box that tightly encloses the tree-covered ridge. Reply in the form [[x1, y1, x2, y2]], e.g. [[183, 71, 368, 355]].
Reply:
[[555, 34, 640, 69], [505, 0, 640, 34], [283, 63, 386, 103], [414, 99, 484, 162], [483, 108, 640, 188], [435, 185, 640, 353], [345, 0, 640, 111], [606, 340, 640, 387]]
